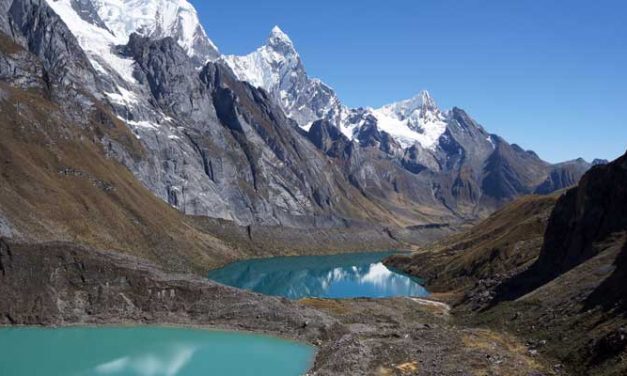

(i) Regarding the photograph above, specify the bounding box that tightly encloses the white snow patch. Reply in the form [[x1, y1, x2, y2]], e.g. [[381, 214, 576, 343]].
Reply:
[[45, 0, 138, 83], [105, 86, 139, 105], [46, 0, 218, 85], [127, 120, 160, 130], [486, 135, 495, 149], [117, 116, 160, 130], [372, 108, 446, 149]]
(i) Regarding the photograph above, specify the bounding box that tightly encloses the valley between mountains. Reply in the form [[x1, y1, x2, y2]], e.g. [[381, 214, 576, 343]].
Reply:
[[0, 0, 625, 375]]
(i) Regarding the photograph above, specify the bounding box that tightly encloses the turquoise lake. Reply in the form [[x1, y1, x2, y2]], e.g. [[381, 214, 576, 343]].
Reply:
[[0, 327, 314, 376], [207, 251, 428, 299]]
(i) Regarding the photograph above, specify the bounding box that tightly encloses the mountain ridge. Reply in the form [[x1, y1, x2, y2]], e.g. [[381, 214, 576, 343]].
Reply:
[[0, 0, 596, 229]]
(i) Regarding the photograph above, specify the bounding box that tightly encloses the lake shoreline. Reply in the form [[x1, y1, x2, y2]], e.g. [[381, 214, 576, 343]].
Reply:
[[0, 326, 316, 375], [0, 240, 549, 375], [207, 251, 428, 300]]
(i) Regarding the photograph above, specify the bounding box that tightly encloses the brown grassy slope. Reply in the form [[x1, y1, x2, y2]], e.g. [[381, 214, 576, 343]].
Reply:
[[386, 194, 559, 296], [0, 81, 243, 272], [387, 153, 627, 375], [472, 233, 627, 376], [473, 153, 627, 376]]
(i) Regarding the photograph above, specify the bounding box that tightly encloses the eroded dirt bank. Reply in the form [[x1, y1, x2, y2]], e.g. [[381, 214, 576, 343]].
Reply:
[[1, 240, 548, 376]]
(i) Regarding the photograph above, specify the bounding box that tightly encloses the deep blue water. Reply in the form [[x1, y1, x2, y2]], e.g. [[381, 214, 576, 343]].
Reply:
[[207, 251, 428, 299], [0, 327, 314, 376]]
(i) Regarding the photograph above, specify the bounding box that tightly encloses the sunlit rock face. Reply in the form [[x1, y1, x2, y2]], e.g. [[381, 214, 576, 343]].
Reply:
[[208, 252, 429, 299], [0, 0, 592, 228]]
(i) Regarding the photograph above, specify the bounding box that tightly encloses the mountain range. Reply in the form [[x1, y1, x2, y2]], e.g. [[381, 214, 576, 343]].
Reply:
[[1, 1, 625, 374], [0, 0, 601, 231]]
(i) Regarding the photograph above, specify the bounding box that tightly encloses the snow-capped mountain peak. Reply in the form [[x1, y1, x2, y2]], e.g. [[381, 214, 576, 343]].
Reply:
[[370, 91, 447, 149], [46, 0, 219, 83], [93, 0, 219, 63], [268, 25, 294, 48], [224, 26, 348, 128], [330, 91, 447, 150], [380, 90, 438, 116], [222, 26, 300, 89], [224, 27, 449, 150]]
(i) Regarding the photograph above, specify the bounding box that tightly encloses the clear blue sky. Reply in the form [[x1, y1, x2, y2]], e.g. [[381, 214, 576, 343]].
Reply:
[[193, 0, 626, 163]]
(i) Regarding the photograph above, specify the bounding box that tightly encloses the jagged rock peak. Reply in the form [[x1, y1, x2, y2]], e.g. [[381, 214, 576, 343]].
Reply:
[[268, 25, 293, 47], [419, 90, 437, 108], [380, 90, 439, 115], [368, 90, 447, 149], [221, 24, 303, 92]]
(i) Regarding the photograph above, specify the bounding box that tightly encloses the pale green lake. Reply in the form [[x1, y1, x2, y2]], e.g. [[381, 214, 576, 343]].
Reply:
[[0, 327, 315, 376]]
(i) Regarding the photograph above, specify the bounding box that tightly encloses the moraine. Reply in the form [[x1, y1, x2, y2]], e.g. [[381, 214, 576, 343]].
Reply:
[[208, 251, 429, 299]]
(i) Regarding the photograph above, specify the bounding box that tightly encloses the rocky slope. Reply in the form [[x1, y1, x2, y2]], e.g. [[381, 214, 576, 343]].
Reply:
[[0, 0, 592, 231], [388, 151, 627, 375], [225, 26, 593, 221], [2, 0, 408, 230], [0, 27, 405, 272], [494, 151, 627, 301]]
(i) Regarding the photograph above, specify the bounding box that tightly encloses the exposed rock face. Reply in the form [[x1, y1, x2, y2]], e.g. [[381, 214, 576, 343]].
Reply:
[[0, 0, 595, 231], [534, 151, 627, 279], [480, 140, 549, 201], [306, 119, 353, 159], [223, 26, 343, 128], [0, 34, 46, 88], [224, 26, 591, 221], [1, 0, 97, 89], [484, 151, 627, 304]]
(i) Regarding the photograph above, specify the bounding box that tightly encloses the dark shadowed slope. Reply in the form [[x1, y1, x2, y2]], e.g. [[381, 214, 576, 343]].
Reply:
[[386, 193, 559, 300], [495, 150, 627, 301], [389, 150, 627, 375]]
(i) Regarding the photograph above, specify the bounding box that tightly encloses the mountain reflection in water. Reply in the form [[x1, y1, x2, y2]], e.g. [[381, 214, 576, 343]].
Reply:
[[208, 251, 428, 299], [0, 327, 314, 376]]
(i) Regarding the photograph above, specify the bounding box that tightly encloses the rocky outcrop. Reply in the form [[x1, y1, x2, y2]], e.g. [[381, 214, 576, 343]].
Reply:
[[0, 33, 46, 89], [536, 151, 627, 275], [2, 0, 97, 89], [306, 119, 353, 159], [387, 152, 627, 375], [495, 151, 627, 299]]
